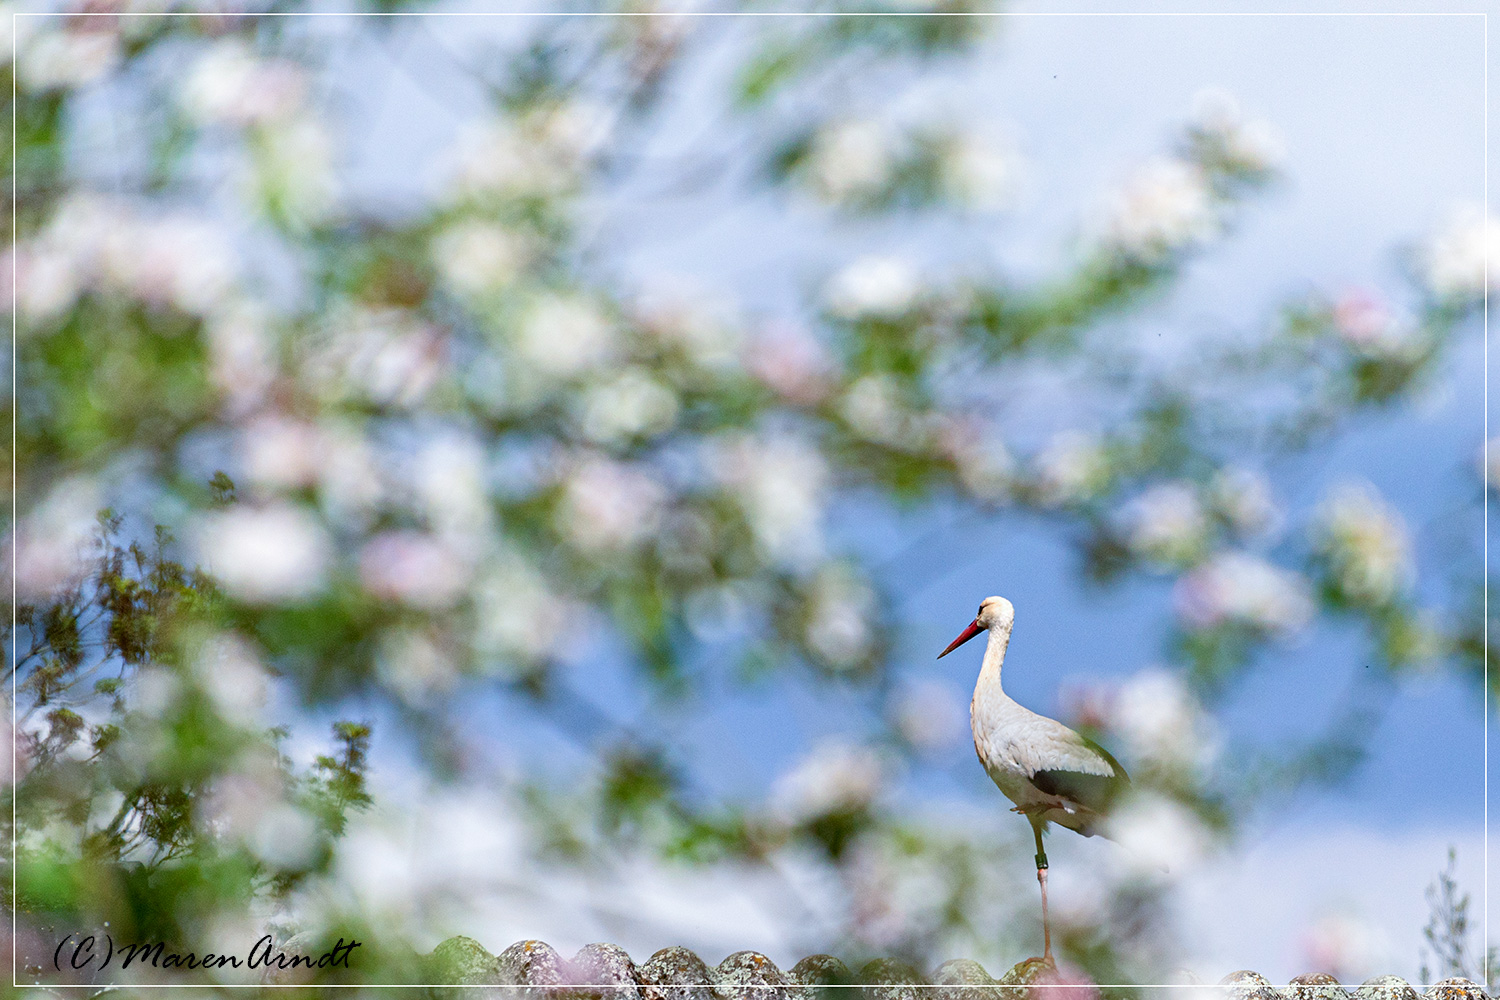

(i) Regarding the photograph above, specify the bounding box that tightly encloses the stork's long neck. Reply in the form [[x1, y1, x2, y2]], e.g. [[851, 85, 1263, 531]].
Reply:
[[978, 624, 1011, 692]]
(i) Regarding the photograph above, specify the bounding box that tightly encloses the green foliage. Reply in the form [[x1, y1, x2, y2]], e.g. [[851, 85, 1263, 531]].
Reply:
[[8, 504, 375, 964], [736, 6, 988, 106], [1420, 849, 1496, 991], [311, 722, 375, 836]]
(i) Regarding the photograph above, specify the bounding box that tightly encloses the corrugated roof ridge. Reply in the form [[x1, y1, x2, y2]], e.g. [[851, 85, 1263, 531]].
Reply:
[[422, 937, 1493, 999]]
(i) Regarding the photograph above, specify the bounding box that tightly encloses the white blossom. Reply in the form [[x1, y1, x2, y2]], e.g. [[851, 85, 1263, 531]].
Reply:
[[0, 715, 13, 789], [321, 793, 527, 936], [1174, 550, 1312, 634], [191, 634, 270, 728], [939, 131, 1018, 210], [1124, 481, 1208, 567], [1034, 429, 1110, 506], [1208, 466, 1279, 539], [31, 195, 239, 317], [206, 299, 277, 417], [803, 119, 894, 204], [180, 38, 305, 126], [41, 192, 117, 265], [1422, 204, 1500, 301], [772, 741, 884, 823], [517, 294, 616, 378], [250, 114, 341, 227], [635, 283, 745, 372], [316, 422, 384, 523], [938, 420, 1015, 501], [200, 913, 271, 983], [1301, 913, 1388, 983], [474, 553, 574, 666], [577, 367, 680, 444], [844, 843, 906, 951], [9, 243, 81, 323], [15, 475, 102, 599], [804, 567, 877, 669], [450, 103, 610, 201], [112, 215, 237, 315], [17, 25, 119, 92], [1313, 481, 1412, 605], [0, 6, 26, 65], [824, 256, 921, 320], [201, 760, 285, 844], [843, 838, 955, 953], [710, 433, 828, 569], [1102, 157, 1216, 261], [250, 804, 320, 870], [311, 307, 446, 408], [452, 118, 559, 199], [412, 430, 491, 538], [430, 221, 528, 298], [555, 455, 667, 553], [745, 322, 833, 405], [330, 813, 424, 921], [359, 531, 472, 610], [1189, 88, 1285, 173], [240, 415, 326, 492], [531, 99, 613, 168], [841, 374, 914, 447], [131, 667, 183, 723], [194, 504, 332, 603], [376, 628, 458, 705], [1111, 668, 1219, 776], [1331, 290, 1418, 359], [1105, 792, 1212, 878]]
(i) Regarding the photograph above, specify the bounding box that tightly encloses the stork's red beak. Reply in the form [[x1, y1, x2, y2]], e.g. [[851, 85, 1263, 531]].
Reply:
[[938, 619, 984, 659]]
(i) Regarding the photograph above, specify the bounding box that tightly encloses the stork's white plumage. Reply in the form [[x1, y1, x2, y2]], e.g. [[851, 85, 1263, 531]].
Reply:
[[939, 595, 1129, 965]]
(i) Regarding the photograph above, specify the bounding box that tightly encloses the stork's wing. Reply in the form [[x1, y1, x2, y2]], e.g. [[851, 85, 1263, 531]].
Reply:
[[1026, 732, 1130, 815]]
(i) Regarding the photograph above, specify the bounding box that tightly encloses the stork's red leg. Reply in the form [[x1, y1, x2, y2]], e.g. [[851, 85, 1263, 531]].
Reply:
[[1028, 815, 1054, 966], [1038, 867, 1052, 964]]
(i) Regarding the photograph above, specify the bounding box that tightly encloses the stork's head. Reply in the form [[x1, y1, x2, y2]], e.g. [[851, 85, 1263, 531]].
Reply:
[[937, 595, 1014, 658]]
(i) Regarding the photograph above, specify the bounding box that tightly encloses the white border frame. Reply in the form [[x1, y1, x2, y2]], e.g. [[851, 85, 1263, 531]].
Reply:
[[7, 7, 1489, 992]]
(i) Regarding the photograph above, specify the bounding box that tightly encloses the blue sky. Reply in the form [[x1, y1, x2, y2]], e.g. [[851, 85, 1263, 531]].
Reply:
[[266, 4, 1496, 980], [588, 6, 1495, 975], [588, 8, 1490, 818]]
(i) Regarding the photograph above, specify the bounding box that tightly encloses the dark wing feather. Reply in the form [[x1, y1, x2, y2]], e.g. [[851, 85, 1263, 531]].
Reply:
[[1079, 734, 1129, 785], [1029, 736, 1130, 814], [1029, 768, 1118, 813]]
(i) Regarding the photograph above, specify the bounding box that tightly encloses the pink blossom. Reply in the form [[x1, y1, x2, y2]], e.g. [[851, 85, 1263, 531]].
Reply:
[[359, 532, 472, 610]]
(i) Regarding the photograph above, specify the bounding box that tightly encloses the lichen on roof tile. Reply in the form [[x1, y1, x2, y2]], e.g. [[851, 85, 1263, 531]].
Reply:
[[1220, 969, 1283, 1000], [425, 934, 503, 997], [715, 949, 789, 1000], [929, 958, 1001, 1000], [1356, 975, 1420, 1000], [790, 953, 853, 988], [1286, 972, 1349, 1000], [420, 937, 1498, 1000], [569, 943, 640, 999], [497, 938, 567, 989], [1426, 978, 1489, 1000], [639, 945, 716, 1000], [857, 958, 927, 1000]]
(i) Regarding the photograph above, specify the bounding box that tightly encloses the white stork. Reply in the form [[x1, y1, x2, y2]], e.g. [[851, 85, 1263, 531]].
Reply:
[[938, 595, 1130, 965]]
